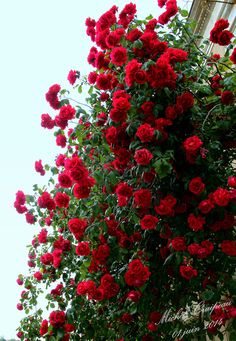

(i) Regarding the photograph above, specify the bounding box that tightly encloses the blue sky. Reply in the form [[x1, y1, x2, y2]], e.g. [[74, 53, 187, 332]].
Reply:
[[0, 0, 190, 338]]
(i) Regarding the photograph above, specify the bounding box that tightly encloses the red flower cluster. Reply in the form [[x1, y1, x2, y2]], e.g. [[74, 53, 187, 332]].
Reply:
[[68, 218, 87, 240], [124, 259, 151, 287], [158, 0, 178, 25], [34, 159, 45, 176], [210, 19, 234, 46], [45, 84, 61, 109]]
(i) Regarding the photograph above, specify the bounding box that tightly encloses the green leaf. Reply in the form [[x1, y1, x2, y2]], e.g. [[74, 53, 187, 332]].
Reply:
[[154, 159, 172, 179], [78, 84, 83, 94], [179, 9, 189, 17], [201, 290, 214, 301], [133, 40, 143, 49]]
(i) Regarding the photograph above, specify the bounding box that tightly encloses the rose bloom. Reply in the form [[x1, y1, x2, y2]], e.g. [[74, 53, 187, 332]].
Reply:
[[127, 290, 142, 302], [212, 187, 230, 207], [228, 176, 236, 188], [136, 123, 155, 143], [68, 218, 87, 240], [58, 172, 73, 188], [217, 30, 234, 46], [40, 320, 48, 336], [183, 135, 203, 153], [134, 148, 153, 166], [67, 69, 77, 85], [76, 241, 90, 256], [188, 213, 205, 231], [76, 280, 96, 296], [189, 177, 205, 195], [49, 310, 66, 328], [56, 134, 67, 148], [110, 47, 128, 66], [198, 199, 214, 214], [54, 192, 70, 208], [140, 215, 159, 230], [121, 312, 133, 324], [221, 90, 234, 105], [124, 259, 151, 287], [230, 48, 236, 64], [134, 189, 152, 208], [25, 212, 35, 224], [179, 265, 198, 280], [73, 183, 91, 199], [171, 237, 186, 251], [116, 182, 133, 198], [221, 240, 236, 256]]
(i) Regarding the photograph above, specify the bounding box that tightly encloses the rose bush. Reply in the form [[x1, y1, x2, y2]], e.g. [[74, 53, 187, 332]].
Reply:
[[14, 1, 236, 340]]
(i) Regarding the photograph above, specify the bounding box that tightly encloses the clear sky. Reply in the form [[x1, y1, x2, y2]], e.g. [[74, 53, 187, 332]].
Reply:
[[0, 0, 191, 338]]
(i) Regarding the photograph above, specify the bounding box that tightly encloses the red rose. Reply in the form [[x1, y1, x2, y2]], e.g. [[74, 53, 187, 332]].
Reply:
[[96, 74, 112, 90], [109, 108, 127, 123], [34, 271, 43, 281], [76, 280, 96, 296], [154, 199, 174, 216], [116, 182, 133, 198], [58, 172, 72, 188], [113, 96, 131, 112], [134, 189, 152, 208], [110, 47, 128, 66], [188, 243, 201, 255], [217, 30, 234, 46], [25, 212, 35, 224], [76, 242, 90, 256], [140, 215, 159, 230], [124, 259, 151, 287], [171, 237, 186, 251], [92, 244, 110, 264], [40, 253, 53, 265], [188, 213, 205, 231], [40, 320, 48, 336], [221, 90, 234, 105], [176, 92, 194, 112], [230, 48, 236, 64], [136, 123, 155, 143], [121, 312, 133, 324], [183, 135, 203, 153], [38, 192, 55, 210], [134, 148, 153, 165], [179, 265, 198, 280], [198, 199, 214, 214], [201, 240, 214, 256], [45, 83, 60, 109], [49, 310, 66, 328], [228, 176, 236, 188], [56, 134, 67, 148], [67, 70, 77, 85], [212, 187, 230, 207], [221, 240, 236, 256], [127, 290, 142, 302], [55, 192, 70, 208], [125, 58, 147, 85], [189, 177, 205, 195], [38, 229, 48, 243], [73, 183, 91, 199], [68, 218, 87, 240]]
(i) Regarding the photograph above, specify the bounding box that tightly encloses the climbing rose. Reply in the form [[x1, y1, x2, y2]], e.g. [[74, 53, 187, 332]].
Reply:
[[134, 148, 153, 165], [110, 47, 128, 66], [179, 265, 198, 280], [67, 70, 77, 85], [140, 215, 159, 230], [124, 259, 151, 287], [49, 310, 66, 328]]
